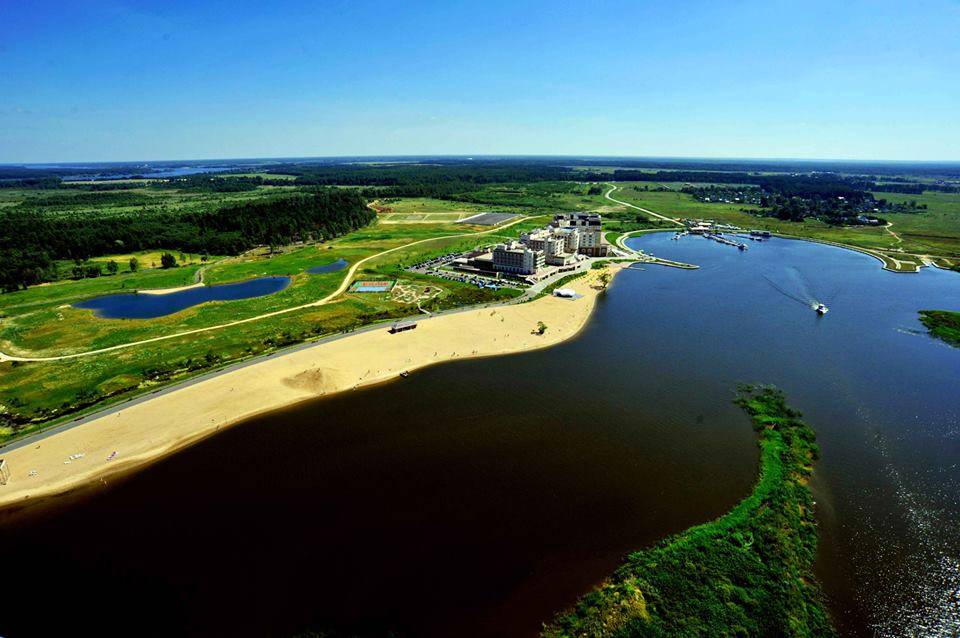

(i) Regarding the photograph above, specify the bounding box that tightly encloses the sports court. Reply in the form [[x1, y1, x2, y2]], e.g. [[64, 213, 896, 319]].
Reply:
[[350, 280, 395, 293]]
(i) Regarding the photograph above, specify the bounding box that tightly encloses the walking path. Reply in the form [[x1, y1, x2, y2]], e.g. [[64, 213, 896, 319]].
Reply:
[[884, 222, 904, 246], [0, 217, 532, 363]]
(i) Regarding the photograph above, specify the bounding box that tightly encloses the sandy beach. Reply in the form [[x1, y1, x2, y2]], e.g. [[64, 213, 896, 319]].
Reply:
[[0, 266, 619, 508]]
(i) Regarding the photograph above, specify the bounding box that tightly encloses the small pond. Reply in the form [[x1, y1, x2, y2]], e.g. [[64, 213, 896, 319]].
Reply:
[[306, 258, 348, 274], [74, 276, 291, 319]]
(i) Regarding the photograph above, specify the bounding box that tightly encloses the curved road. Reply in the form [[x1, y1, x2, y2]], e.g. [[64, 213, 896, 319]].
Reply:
[[0, 217, 533, 363], [604, 183, 684, 227]]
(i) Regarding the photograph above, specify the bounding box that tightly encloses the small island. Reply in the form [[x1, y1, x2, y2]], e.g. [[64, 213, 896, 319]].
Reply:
[[919, 310, 960, 348]]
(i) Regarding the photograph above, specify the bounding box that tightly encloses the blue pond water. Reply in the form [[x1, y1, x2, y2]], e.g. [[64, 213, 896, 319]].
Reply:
[[306, 258, 348, 274], [74, 276, 291, 319]]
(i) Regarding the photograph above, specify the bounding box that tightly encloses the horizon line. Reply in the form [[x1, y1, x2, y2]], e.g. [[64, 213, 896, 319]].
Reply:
[[4, 153, 960, 168]]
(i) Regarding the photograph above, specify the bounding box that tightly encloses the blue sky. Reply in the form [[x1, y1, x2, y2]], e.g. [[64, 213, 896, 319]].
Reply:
[[1, 0, 958, 162]]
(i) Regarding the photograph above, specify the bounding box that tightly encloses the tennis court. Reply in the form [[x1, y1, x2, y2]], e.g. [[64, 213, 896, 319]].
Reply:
[[350, 280, 395, 293]]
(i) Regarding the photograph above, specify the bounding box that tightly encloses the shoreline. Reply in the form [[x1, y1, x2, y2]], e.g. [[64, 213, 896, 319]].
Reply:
[[771, 233, 923, 273], [0, 265, 622, 509]]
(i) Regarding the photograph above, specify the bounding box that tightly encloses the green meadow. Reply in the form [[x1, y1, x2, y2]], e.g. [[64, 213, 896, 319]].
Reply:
[[0, 214, 525, 442]]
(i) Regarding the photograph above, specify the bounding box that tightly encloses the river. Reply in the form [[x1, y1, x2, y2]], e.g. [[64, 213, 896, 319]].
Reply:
[[1, 233, 957, 637]]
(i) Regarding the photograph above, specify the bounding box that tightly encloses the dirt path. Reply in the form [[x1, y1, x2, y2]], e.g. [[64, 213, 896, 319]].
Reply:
[[884, 222, 904, 246]]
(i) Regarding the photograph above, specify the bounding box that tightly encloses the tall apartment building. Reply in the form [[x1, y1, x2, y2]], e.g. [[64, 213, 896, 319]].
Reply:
[[550, 213, 608, 257], [556, 227, 580, 253], [519, 229, 577, 266]]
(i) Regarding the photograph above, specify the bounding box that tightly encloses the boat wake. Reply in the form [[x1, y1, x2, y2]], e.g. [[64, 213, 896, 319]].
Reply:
[[761, 268, 833, 312]]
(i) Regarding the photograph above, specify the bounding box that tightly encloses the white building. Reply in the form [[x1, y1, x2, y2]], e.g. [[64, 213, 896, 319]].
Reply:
[[550, 213, 608, 257], [492, 241, 545, 275], [519, 229, 577, 266]]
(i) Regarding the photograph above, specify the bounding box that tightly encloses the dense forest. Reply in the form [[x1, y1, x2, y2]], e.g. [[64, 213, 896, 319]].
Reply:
[[0, 188, 374, 291], [544, 385, 833, 638], [267, 162, 575, 199]]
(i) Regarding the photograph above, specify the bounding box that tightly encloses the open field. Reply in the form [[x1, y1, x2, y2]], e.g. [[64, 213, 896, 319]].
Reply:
[[0, 183, 299, 220], [85, 250, 208, 269], [450, 181, 611, 211], [0, 218, 531, 441], [372, 197, 493, 223], [871, 191, 960, 260], [224, 172, 298, 180]]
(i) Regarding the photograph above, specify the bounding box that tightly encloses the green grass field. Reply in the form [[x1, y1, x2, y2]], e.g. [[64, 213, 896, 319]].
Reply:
[[373, 197, 493, 223], [0, 214, 527, 441], [871, 191, 960, 259], [450, 181, 611, 212], [0, 183, 298, 220]]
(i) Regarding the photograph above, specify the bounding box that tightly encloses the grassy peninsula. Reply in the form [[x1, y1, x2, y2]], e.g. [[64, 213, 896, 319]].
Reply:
[[543, 385, 834, 638], [919, 309, 960, 348]]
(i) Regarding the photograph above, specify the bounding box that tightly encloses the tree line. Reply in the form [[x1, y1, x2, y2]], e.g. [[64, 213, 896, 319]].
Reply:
[[0, 188, 374, 292]]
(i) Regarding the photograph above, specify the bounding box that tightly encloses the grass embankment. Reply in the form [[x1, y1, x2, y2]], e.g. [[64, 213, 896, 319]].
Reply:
[[544, 385, 834, 638], [919, 310, 960, 348]]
